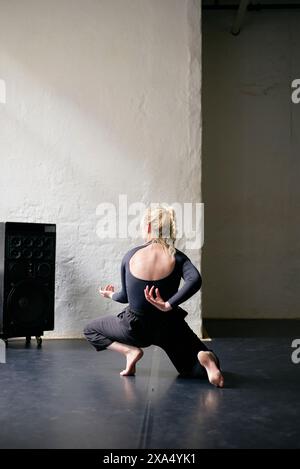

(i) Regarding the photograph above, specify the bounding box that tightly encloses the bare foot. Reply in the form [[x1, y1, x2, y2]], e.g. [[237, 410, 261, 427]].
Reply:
[[198, 351, 224, 388], [120, 347, 144, 376]]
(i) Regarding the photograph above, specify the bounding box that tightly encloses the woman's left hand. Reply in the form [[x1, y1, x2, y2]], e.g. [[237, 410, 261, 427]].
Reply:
[[144, 286, 172, 312], [99, 284, 115, 299]]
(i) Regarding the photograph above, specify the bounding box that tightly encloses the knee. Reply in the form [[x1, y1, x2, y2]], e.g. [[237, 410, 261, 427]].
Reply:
[[83, 318, 103, 338], [83, 323, 93, 337]]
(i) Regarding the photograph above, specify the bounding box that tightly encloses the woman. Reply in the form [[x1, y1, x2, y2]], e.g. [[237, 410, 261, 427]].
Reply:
[[84, 205, 224, 388]]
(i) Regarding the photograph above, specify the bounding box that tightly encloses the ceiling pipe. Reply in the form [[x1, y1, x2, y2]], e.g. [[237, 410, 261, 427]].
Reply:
[[231, 0, 250, 35]]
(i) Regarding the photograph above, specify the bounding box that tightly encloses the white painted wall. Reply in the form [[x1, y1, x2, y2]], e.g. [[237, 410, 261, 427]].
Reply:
[[0, 0, 202, 337], [202, 10, 300, 318]]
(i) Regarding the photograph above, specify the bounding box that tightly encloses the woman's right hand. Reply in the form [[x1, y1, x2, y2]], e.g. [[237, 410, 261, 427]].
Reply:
[[99, 284, 115, 299]]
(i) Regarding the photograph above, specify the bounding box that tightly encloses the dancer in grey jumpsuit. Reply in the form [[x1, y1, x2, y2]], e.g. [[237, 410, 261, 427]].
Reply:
[[83, 240, 221, 380]]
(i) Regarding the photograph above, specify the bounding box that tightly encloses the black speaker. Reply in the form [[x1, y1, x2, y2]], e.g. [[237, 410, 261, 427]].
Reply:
[[0, 222, 56, 343]]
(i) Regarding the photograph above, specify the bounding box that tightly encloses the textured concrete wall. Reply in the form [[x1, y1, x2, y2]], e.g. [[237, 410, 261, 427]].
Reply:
[[202, 11, 300, 318], [0, 0, 202, 337]]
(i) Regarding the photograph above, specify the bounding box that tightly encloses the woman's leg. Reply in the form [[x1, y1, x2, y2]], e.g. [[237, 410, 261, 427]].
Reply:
[[83, 313, 144, 376], [107, 341, 143, 376], [153, 316, 207, 375], [154, 316, 224, 387]]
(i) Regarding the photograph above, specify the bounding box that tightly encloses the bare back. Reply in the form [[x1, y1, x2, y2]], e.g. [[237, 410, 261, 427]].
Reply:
[[129, 243, 176, 281]]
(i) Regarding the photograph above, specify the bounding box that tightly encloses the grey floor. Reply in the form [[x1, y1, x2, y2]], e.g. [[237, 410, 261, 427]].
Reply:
[[0, 331, 299, 449]]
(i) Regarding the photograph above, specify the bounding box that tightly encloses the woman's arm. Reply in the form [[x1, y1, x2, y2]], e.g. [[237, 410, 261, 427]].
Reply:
[[166, 255, 202, 309], [111, 257, 129, 303]]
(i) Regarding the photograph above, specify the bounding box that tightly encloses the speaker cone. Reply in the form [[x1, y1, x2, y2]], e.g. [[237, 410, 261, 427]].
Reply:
[[37, 263, 51, 278], [7, 280, 50, 326]]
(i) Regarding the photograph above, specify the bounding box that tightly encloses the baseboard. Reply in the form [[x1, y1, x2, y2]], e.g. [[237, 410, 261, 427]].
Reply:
[[203, 319, 300, 338]]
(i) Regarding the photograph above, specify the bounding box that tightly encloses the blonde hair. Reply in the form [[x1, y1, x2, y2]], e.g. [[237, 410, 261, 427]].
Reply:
[[140, 204, 176, 257]]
